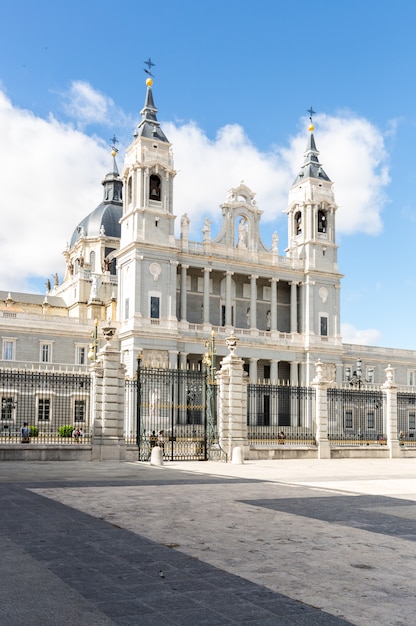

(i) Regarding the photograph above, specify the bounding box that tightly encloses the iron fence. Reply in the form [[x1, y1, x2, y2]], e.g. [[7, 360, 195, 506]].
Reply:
[[397, 392, 416, 444], [327, 387, 385, 446], [0, 368, 91, 444], [125, 367, 207, 461], [247, 384, 316, 445]]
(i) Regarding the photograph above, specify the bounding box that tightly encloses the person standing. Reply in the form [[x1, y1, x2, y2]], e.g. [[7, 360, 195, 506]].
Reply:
[[20, 422, 30, 443]]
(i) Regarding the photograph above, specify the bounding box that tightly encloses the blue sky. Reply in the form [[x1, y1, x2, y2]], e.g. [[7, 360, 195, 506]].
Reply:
[[0, 0, 414, 349]]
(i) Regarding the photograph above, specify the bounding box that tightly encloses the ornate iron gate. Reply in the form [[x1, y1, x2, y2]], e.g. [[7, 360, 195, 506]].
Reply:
[[128, 366, 207, 461]]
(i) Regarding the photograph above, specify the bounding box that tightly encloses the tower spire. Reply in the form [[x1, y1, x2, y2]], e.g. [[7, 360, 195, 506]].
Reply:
[[292, 108, 331, 185], [135, 62, 169, 143]]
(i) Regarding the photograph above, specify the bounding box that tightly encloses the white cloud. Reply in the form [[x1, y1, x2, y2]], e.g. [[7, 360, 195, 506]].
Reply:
[[165, 112, 390, 240], [341, 323, 381, 346], [0, 90, 109, 292], [60, 81, 132, 131]]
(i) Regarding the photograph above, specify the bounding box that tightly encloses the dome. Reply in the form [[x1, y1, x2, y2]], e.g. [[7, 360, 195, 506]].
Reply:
[[69, 159, 123, 248], [70, 203, 122, 248]]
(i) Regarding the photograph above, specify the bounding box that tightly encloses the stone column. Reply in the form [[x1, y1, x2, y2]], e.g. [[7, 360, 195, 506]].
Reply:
[[310, 359, 332, 459], [382, 364, 400, 459], [270, 278, 278, 331], [168, 261, 178, 323], [203, 268, 211, 326], [290, 281, 298, 334], [168, 350, 178, 369], [91, 332, 126, 461], [290, 361, 299, 386], [249, 357, 258, 384], [270, 359, 278, 385], [225, 271, 234, 327], [249, 274, 258, 329], [180, 264, 188, 322], [216, 335, 249, 460]]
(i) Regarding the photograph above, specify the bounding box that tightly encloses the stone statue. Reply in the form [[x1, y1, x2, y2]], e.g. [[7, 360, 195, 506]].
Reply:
[[202, 218, 211, 242], [272, 231, 279, 253], [237, 217, 248, 249], [181, 213, 190, 238], [266, 310, 271, 331], [53, 273, 59, 287], [90, 275, 99, 300]]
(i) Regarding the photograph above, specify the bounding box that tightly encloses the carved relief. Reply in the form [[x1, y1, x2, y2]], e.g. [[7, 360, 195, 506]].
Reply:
[[142, 349, 168, 369]]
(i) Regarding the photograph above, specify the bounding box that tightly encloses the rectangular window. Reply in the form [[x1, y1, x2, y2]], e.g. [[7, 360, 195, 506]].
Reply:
[[366, 368, 374, 383], [367, 412, 375, 429], [1, 397, 15, 420], [409, 413, 416, 430], [74, 400, 86, 422], [345, 410, 353, 429], [40, 343, 52, 363], [38, 398, 51, 421], [409, 371, 416, 387], [150, 296, 160, 319], [3, 340, 15, 361], [320, 316, 328, 336], [76, 346, 86, 365]]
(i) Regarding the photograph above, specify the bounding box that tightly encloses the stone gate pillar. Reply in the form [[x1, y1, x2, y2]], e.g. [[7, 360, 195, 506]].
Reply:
[[216, 335, 249, 461], [91, 329, 126, 461], [382, 364, 400, 459], [311, 359, 334, 460]]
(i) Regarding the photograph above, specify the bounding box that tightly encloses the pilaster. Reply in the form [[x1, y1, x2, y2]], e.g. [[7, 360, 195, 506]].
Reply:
[[382, 364, 401, 459], [91, 338, 126, 461]]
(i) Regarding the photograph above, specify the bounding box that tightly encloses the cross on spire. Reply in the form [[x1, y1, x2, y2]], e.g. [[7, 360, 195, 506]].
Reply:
[[307, 106, 316, 122], [109, 134, 119, 153], [144, 57, 155, 78]]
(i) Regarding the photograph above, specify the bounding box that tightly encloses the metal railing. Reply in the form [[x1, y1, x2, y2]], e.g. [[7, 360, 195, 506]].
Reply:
[[327, 387, 385, 446], [0, 368, 91, 444], [247, 383, 316, 445], [397, 392, 416, 444]]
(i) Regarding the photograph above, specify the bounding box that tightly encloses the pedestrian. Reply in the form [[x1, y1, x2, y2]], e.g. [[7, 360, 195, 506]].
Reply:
[[72, 427, 81, 442], [20, 422, 30, 443]]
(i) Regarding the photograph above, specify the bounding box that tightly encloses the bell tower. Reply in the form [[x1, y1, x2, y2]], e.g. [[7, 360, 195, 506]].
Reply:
[[119, 76, 176, 249], [116, 72, 178, 373], [286, 110, 342, 350]]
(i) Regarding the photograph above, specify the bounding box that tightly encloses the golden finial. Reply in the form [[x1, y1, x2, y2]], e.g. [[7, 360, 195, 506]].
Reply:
[[146, 77, 153, 87]]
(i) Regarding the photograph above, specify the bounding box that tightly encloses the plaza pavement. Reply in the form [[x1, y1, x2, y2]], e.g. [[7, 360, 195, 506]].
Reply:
[[1, 457, 416, 625]]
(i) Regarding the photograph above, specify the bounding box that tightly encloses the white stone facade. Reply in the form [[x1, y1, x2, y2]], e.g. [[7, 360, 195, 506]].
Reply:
[[0, 80, 415, 391]]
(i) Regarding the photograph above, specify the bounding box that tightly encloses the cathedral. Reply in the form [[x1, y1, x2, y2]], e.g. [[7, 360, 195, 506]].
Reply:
[[1, 77, 416, 387]]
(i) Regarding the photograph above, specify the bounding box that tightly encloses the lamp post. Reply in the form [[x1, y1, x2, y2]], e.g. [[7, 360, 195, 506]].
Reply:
[[88, 319, 99, 361], [203, 332, 217, 457], [136, 352, 142, 454], [347, 358, 367, 389], [203, 331, 216, 384]]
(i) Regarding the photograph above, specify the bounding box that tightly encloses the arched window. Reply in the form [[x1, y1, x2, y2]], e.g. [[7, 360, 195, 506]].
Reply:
[[90, 251, 95, 273], [149, 175, 161, 201], [295, 211, 302, 235], [318, 209, 327, 233], [127, 177, 132, 203]]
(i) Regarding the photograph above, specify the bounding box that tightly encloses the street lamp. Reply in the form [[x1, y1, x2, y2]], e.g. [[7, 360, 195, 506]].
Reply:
[[203, 331, 216, 384], [88, 319, 99, 361], [347, 358, 367, 388]]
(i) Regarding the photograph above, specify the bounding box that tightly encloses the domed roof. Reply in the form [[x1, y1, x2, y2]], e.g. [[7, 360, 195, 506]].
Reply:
[[70, 202, 122, 247], [69, 153, 123, 248]]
